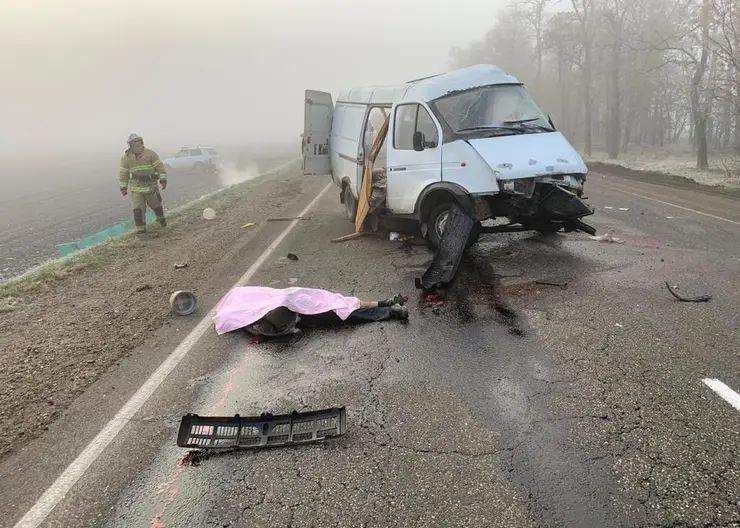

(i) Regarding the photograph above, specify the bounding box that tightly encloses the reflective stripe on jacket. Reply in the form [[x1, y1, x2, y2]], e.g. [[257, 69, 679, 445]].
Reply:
[[119, 148, 168, 193]]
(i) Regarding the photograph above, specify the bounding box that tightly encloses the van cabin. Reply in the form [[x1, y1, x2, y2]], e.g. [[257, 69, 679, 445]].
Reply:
[[302, 64, 592, 245]]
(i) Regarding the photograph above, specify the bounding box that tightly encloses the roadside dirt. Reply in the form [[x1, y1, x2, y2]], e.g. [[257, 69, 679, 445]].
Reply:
[[0, 159, 309, 462]]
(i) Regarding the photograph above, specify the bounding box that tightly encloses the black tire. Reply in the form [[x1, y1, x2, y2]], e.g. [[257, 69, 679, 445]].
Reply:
[[427, 202, 480, 250], [343, 185, 357, 222]]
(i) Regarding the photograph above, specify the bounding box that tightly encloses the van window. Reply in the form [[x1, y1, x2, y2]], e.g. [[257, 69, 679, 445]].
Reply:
[[340, 106, 365, 142], [394, 104, 439, 150]]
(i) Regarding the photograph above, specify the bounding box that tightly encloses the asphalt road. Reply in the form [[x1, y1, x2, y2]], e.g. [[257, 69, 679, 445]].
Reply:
[[0, 151, 292, 281], [2, 169, 740, 528]]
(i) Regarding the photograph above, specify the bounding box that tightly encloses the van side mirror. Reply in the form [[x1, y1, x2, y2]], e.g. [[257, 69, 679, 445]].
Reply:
[[413, 131, 425, 151], [548, 115, 556, 130]]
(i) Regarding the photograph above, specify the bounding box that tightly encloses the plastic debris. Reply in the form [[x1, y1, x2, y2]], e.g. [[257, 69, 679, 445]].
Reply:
[[619, 208, 630, 211], [615, 323, 624, 328], [242, 222, 256, 228], [174, 263, 188, 269], [287, 253, 299, 261], [536, 280, 568, 289], [603, 206, 613, 210], [666, 216, 673, 219], [589, 233, 625, 244], [665, 282, 712, 303], [389, 232, 400, 241], [203, 208, 216, 220]]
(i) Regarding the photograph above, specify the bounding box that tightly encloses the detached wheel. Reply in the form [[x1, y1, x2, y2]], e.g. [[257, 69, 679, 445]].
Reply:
[[343, 185, 357, 222], [427, 202, 480, 250]]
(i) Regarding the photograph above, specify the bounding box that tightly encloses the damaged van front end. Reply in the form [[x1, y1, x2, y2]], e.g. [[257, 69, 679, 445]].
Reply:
[[430, 81, 596, 235]]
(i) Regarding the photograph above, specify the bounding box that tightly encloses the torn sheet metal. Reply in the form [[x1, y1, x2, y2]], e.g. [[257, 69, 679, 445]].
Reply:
[[177, 407, 347, 450], [415, 203, 474, 292]]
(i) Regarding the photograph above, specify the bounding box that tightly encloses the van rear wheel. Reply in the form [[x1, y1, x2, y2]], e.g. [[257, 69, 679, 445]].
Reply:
[[343, 185, 357, 222], [427, 202, 480, 250]]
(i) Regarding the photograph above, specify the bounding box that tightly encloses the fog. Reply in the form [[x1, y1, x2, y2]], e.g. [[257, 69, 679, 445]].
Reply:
[[0, 0, 503, 160]]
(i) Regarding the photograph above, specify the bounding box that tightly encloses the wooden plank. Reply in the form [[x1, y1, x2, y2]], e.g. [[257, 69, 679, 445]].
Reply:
[[354, 115, 390, 233]]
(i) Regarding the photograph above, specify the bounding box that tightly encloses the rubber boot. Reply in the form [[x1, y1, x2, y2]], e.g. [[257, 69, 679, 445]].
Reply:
[[153, 206, 167, 227], [133, 209, 146, 233], [389, 305, 409, 320]]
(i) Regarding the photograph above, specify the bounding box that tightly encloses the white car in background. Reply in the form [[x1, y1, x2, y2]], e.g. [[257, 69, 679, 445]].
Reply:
[[163, 146, 222, 174]]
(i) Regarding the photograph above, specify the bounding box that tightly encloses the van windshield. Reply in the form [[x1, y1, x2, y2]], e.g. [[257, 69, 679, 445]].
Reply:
[[433, 84, 552, 136]]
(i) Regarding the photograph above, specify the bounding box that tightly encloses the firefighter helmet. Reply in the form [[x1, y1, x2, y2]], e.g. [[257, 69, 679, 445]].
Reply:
[[127, 133, 143, 144]]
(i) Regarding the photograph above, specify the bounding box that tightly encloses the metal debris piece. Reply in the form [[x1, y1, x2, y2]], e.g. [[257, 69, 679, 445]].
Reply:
[[170, 290, 198, 315], [665, 282, 712, 303], [287, 253, 299, 261], [174, 263, 188, 269], [177, 407, 347, 450], [535, 280, 568, 290], [589, 233, 625, 244]]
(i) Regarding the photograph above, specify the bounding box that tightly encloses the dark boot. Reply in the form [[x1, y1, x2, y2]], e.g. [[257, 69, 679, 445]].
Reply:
[[390, 305, 409, 320], [133, 209, 146, 233], [153, 207, 167, 227]]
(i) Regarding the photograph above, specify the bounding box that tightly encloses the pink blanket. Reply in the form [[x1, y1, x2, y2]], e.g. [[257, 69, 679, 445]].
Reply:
[[213, 286, 362, 335]]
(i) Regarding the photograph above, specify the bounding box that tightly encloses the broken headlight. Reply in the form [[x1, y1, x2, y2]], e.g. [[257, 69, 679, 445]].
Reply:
[[501, 178, 536, 197]]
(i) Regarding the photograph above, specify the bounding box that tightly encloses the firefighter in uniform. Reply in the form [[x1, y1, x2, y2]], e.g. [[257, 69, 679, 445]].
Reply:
[[119, 133, 168, 233]]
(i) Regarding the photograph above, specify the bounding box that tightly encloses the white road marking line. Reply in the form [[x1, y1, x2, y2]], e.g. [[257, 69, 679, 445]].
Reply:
[[702, 379, 740, 413], [599, 184, 740, 226], [13, 181, 333, 528]]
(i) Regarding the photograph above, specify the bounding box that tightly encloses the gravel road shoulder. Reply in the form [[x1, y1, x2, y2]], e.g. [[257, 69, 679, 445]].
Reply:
[[0, 160, 305, 462]]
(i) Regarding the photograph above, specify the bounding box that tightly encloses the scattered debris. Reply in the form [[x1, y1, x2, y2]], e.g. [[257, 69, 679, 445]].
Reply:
[[615, 323, 624, 328], [287, 253, 299, 261], [665, 282, 712, 303], [589, 233, 625, 244], [241, 222, 256, 228], [202, 208, 216, 220], [619, 208, 630, 211], [535, 280, 568, 290], [249, 336, 262, 345], [267, 216, 309, 222], [666, 216, 673, 219], [176, 407, 347, 450], [181, 450, 207, 467], [174, 263, 188, 269], [603, 206, 614, 210], [389, 232, 400, 241], [135, 284, 152, 292], [288, 278, 298, 284], [170, 290, 198, 315], [331, 232, 383, 243]]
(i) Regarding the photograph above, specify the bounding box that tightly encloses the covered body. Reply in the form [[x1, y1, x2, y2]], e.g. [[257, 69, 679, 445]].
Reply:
[[213, 287, 362, 335]]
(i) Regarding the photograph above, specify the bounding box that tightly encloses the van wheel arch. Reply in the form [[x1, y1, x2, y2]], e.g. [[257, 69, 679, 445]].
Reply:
[[340, 179, 357, 222]]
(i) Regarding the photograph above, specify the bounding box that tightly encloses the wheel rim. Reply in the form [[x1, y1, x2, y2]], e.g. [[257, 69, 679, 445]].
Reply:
[[435, 210, 450, 239]]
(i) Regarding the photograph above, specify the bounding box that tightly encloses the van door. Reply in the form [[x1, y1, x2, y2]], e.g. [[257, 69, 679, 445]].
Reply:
[[386, 102, 443, 214], [302, 90, 333, 175]]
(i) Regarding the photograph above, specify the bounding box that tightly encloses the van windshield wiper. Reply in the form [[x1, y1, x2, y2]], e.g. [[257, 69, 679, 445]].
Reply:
[[502, 118, 555, 132], [456, 125, 526, 135]]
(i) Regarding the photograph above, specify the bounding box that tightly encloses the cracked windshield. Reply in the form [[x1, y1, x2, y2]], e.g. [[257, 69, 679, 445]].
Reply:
[[1, 0, 738, 527]]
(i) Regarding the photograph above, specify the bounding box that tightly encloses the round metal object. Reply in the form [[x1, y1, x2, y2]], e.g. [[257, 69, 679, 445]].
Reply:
[[170, 290, 197, 315]]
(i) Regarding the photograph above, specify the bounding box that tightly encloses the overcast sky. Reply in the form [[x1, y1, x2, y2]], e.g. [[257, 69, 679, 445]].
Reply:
[[0, 0, 504, 157]]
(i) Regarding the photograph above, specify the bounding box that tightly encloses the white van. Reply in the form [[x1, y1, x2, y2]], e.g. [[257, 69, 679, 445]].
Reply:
[[302, 64, 595, 247]]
